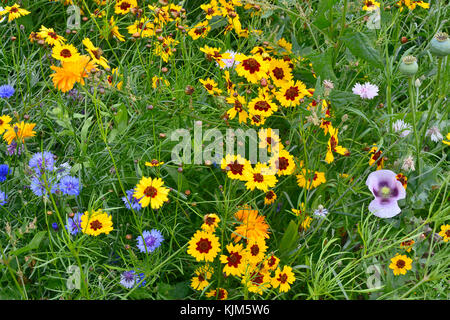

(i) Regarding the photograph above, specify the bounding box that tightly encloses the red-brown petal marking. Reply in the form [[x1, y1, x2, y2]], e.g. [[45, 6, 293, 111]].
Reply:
[[205, 83, 213, 90], [120, 2, 132, 11], [48, 32, 58, 40], [265, 191, 274, 199], [144, 186, 158, 198], [284, 86, 299, 101], [254, 100, 271, 112], [268, 256, 276, 267], [10, 7, 19, 13], [272, 67, 284, 80], [330, 136, 337, 152], [277, 273, 288, 284], [396, 259, 405, 268], [252, 272, 264, 285], [242, 58, 261, 74], [196, 238, 212, 253], [205, 216, 216, 226], [250, 244, 260, 256], [277, 157, 289, 171], [253, 173, 264, 183], [60, 49, 72, 58], [90, 220, 103, 231], [228, 161, 244, 175], [227, 251, 242, 268], [446, 230, 450, 238]]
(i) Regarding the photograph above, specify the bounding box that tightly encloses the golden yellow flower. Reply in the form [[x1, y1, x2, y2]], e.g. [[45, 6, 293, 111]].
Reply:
[[133, 176, 170, 209], [0, 115, 12, 135], [201, 213, 221, 233], [264, 190, 277, 205], [206, 288, 228, 300], [362, 0, 380, 11], [246, 238, 267, 264], [220, 154, 252, 181], [199, 78, 222, 95], [296, 169, 326, 190], [38, 26, 66, 46], [231, 206, 270, 242], [235, 54, 269, 84], [438, 224, 450, 242], [271, 265, 295, 292], [275, 80, 309, 107], [3, 121, 36, 145], [190, 264, 213, 291], [188, 20, 210, 40], [82, 38, 110, 69], [49, 55, 97, 93], [80, 209, 114, 236], [115, 0, 137, 15], [0, 4, 30, 22], [220, 243, 248, 276], [325, 126, 350, 164], [389, 254, 412, 275], [187, 230, 221, 262], [241, 268, 271, 295], [52, 44, 81, 63]]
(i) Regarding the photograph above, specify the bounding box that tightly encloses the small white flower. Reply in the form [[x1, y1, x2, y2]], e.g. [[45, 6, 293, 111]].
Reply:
[[314, 205, 328, 218], [401, 155, 415, 172], [352, 82, 379, 100], [426, 126, 443, 142], [392, 119, 412, 137]]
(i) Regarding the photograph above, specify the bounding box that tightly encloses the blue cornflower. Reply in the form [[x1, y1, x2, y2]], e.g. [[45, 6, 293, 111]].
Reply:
[[120, 270, 137, 289], [59, 175, 81, 196], [122, 189, 142, 211], [51, 222, 59, 231], [0, 164, 9, 182], [30, 176, 58, 197], [29, 151, 55, 175], [0, 85, 14, 99], [66, 212, 83, 235], [0, 191, 7, 206], [136, 229, 164, 253]]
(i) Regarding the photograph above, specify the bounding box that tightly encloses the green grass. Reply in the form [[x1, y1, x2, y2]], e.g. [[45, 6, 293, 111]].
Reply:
[[0, 0, 448, 300]]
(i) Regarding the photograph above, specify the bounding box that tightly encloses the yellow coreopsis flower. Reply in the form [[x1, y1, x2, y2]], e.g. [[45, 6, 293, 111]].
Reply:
[[191, 265, 213, 291], [0, 4, 30, 22], [206, 288, 228, 300], [325, 126, 350, 164], [235, 54, 269, 84], [296, 168, 326, 190], [220, 243, 248, 276], [201, 213, 221, 233], [264, 190, 277, 205], [82, 38, 110, 70], [396, 0, 430, 11], [199, 78, 222, 95], [271, 266, 295, 292], [133, 176, 170, 209], [226, 94, 248, 124], [115, 0, 137, 15], [247, 89, 278, 118], [221, 154, 252, 181], [188, 20, 210, 40], [438, 224, 449, 242], [187, 229, 221, 262], [362, 0, 380, 11], [244, 162, 278, 192], [80, 209, 114, 236], [38, 26, 66, 46], [275, 80, 309, 107], [389, 254, 412, 275], [442, 133, 450, 146], [0, 115, 12, 135], [52, 44, 81, 63]]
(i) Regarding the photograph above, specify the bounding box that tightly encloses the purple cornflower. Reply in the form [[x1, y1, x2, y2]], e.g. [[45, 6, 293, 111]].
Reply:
[[0, 164, 9, 182], [136, 229, 164, 253], [30, 176, 58, 197], [0, 84, 14, 99], [0, 191, 6, 206], [59, 175, 81, 196], [66, 212, 83, 235], [6, 141, 24, 156], [120, 270, 137, 289], [29, 151, 56, 175], [366, 169, 406, 218], [352, 82, 379, 99], [122, 189, 142, 211]]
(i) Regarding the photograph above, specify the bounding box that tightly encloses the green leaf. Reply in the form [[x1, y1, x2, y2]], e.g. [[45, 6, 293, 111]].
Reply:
[[279, 220, 300, 258], [309, 48, 337, 82], [329, 90, 359, 108], [11, 231, 47, 256], [341, 30, 384, 69]]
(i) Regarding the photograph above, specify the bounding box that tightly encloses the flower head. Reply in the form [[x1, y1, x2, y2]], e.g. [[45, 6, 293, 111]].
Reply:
[[389, 254, 412, 275], [426, 126, 443, 142], [0, 4, 30, 22], [136, 229, 164, 253], [66, 212, 83, 235], [30, 176, 58, 197], [59, 175, 82, 196], [0, 191, 7, 206], [352, 82, 379, 99], [29, 151, 56, 175], [0, 85, 15, 99], [0, 164, 10, 182], [133, 176, 170, 209], [392, 119, 412, 137], [271, 265, 295, 292], [231, 206, 270, 242], [438, 224, 450, 242], [191, 265, 213, 291], [80, 209, 114, 236], [122, 189, 142, 211], [120, 270, 137, 289], [187, 230, 221, 262], [366, 169, 406, 218]]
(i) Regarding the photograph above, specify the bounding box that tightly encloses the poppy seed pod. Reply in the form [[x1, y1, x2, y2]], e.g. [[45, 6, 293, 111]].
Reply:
[[430, 32, 450, 57], [399, 55, 418, 76]]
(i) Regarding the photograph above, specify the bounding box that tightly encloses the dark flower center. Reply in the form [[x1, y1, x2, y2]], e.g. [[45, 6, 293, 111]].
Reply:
[[272, 67, 284, 80], [284, 86, 299, 100], [254, 100, 271, 112], [253, 173, 264, 183], [277, 157, 289, 171], [90, 220, 103, 231], [205, 83, 213, 90], [120, 2, 132, 11], [60, 49, 72, 58], [250, 244, 259, 256], [227, 251, 242, 268], [265, 191, 274, 199], [196, 238, 212, 253], [228, 161, 244, 175], [277, 273, 288, 284], [144, 186, 158, 198], [205, 216, 216, 225], [396, 259, 405, 268], [242, 58, 260, 74]]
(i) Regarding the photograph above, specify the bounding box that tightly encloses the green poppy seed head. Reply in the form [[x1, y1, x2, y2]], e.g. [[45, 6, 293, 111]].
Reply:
[[402, 55, 417, 65], [434, 32, 448, 42]]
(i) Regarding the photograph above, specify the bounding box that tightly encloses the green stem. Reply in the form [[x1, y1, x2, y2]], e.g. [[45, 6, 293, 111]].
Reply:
[[408, 77, 421, 177]]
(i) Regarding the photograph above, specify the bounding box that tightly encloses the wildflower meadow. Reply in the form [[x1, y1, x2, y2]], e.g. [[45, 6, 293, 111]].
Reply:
[[0, 0, 448, 303]]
